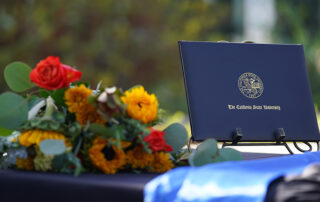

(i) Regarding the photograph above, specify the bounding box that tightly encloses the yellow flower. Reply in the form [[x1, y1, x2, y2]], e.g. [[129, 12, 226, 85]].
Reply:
[[150, 152, 174, 173], [65, 85, 105, 126], [126, 147, 153, 169], [89, 136, 126, 174], [65, 84, 92, 113], [121, 86, 158, 123], [16, 157, 34, 171], [19, 129, 68, 147]]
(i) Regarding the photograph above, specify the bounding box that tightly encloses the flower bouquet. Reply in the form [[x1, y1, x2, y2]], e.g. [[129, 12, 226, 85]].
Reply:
[[0, 56, 241, 176]]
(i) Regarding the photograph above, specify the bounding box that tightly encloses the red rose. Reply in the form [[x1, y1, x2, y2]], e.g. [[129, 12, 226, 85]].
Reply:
[[144, 128, 173, 152], [30, 56, 82, 90]]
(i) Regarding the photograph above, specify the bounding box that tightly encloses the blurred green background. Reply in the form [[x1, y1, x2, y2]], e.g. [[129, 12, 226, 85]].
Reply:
[[1, 0, 320, 129]]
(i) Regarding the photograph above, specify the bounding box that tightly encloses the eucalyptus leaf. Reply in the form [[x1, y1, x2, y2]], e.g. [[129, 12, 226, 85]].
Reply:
[[192, 139, 218, 166], [40, 139, 66, 155], [188, 150, 196, 167], [0, 92, 28, 130], [220, 148, 242, 161], [4, 62, 34, 92], [163, 123, 188, 153]]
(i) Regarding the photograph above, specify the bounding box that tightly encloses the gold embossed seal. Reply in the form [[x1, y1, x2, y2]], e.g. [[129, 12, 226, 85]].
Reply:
[[238, 72, 263, 98]]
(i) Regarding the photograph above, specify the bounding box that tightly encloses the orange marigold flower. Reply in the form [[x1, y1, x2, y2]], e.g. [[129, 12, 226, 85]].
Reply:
[[65, 84, 92, 113], [75, 106, 106, 126], [65, 85, 105, 126], [150, 152, 174, 173], [19, 130, 69, 147], [121, 86, 158, 123], [120, 141, 132, 149], [126, 147, 153, 169], [16, 156, 34, 171], [89, 136, 126, 174]]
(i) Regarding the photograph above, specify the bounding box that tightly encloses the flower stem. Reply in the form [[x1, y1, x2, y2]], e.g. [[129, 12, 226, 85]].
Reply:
[[43, 97, 55, 119]]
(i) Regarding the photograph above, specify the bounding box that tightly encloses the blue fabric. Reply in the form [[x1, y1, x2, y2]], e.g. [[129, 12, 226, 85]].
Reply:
[[144, 152, 320, 202]]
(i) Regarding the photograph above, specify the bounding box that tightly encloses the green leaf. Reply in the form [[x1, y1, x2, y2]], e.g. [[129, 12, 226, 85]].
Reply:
[[27, 96, 45, 120], [73, 134, 83, 155], [73, 157, 83, 176], [115, 130, 121, 149], [71, 81, 90, 88], [27, 95, 43, 110], [188, 150, 196, 167], [96, 81, 103, 91], [68, 122, 82, 137], [52, 153, 83, 176], [51, 88, 67, 106], [89, 123, 111, 137], [0, 126, 13, 136], [87, 95, 96, 104], [176, 149, 191, 161], [52, 111, 65, 123], [4, 62, 34, 92], [39, 89, 51, 98], [110, 125, 125, 141], [52, 153, 65, 170], [192, 139, 218, 166], [0, 92, 28, 130], [40, 139, 66, 155], [163, 123, 188, 153], [220, 148, 242, 161], [127, 85, 142, 92]]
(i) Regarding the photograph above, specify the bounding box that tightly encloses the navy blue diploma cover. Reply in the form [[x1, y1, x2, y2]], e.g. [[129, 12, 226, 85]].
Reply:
[[179, 41, 320, 142]]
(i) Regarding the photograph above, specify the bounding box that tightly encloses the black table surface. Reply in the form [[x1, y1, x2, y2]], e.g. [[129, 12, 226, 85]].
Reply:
[[0, 152, 286, 202], [0, 169, 159, 202]]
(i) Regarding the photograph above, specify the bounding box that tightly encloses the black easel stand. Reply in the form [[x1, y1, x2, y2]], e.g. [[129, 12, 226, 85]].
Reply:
[[188, 128, 320, 155]]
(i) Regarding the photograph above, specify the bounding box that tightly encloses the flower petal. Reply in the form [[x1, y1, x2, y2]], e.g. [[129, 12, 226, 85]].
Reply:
[[62, 64, 82, 87]]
